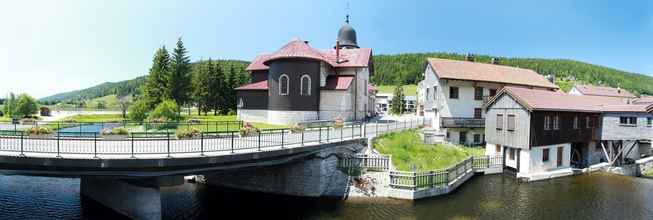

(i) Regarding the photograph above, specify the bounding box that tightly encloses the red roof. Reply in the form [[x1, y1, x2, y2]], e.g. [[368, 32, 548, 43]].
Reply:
[[634, 96, 653, 104], [322, 75, 354, 90], [572, 84, 635, 98], [427, 58, 558, 89], [246, 39, 372, 71], [235, 80, 268, 90], [488, 86, 627, 112]]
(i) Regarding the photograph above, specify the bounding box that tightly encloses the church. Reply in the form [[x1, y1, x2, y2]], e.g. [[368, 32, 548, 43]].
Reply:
[[236, 17, 375, 125]]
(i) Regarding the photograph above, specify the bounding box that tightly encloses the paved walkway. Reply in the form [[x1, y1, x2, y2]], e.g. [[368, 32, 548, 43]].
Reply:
[[0, 117, 427, 160]]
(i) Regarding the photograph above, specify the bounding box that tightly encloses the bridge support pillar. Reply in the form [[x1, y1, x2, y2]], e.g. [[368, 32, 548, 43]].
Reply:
[[80, 176, 183, 220]]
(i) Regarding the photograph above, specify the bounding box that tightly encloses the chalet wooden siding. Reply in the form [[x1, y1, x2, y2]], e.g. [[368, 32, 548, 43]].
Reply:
[[485, 93, 531, 149], [600, 112, 653, 140], [529, 111, 599, 147]]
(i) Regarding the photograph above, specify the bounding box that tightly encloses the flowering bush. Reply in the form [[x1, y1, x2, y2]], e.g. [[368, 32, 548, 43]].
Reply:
[[239, 122, 260, 137], [25, 127, 53, 135], [102, 127, 129, 135], [290, 123, 305, 133], [176, 127, 201, 139]]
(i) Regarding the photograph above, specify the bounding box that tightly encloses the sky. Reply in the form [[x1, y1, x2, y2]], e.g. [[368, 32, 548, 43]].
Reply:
[[0, 0, 651, 98]]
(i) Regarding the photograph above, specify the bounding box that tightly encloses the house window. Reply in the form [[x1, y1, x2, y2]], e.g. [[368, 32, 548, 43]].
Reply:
[[553, 115, 560, 130], [586, 116, 591, 128], [473, 134, 481, 144], [496, 114, 503, 130], [237, 98, 244, 108], [459, 131, 467, 144], [620, 117, 637, 125], [648, 117, 652, 127], [446, 132, 450, 139], [509, 148, 515, 160], [495, 145, 501, 153], [489, 89, 497, 96], [433, 86, 437, 100], [507, 114, 516, 131], [474, 87, 483, 100], [544, 116, 551, 130], [364, 79, 367, 96], [426, 88, 430, 99], [573, 117, 579, 129], [300, 74, 311, 96], [474, 108, 482, 119], [449, 87, 459, 99], [557, 147, 564, 167], [279, 74, 289, 95], [542, 148, 550, 162]]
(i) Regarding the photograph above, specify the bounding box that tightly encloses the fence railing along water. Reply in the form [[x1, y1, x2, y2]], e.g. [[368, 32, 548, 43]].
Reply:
[[0, 118, 429, 158], [338, 154, 391, 171], [389, 155, 502, 190]]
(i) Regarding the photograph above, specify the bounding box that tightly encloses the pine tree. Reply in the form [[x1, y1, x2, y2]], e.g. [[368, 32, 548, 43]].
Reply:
[[208, 61, 225, 115], [224, 65, 239, 111], [170, 38, 192, 113], [143, 46, 172, 108], [390, 84, 405, 115], [192, 60, 210, 116]]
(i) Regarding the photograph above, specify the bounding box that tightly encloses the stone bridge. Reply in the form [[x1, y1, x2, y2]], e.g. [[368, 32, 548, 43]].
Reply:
[[0, 118, 427, 219]]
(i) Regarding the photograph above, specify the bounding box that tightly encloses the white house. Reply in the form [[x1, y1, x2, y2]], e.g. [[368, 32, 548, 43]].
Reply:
[[416, 57, 558, 145]]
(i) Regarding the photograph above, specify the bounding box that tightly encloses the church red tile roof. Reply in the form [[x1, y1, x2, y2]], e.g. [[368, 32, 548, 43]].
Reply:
[[246, 39, 372, 71], [427, 58, 558, 89], [235, 80, 268, 90], [322, 75, 354, 90], [573, 84, 636, 98]]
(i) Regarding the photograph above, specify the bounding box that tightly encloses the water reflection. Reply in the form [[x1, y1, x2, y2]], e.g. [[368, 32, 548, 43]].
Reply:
[[1, 173, 653, 219]]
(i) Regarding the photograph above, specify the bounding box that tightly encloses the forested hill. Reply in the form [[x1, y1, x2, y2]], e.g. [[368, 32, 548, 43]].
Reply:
[[372, 53, 653, 95], [41, 53, 653, 102], [40, 60, 249, 103]]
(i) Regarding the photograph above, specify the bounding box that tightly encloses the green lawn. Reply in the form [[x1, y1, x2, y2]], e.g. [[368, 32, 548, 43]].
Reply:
[[61, 114, 127, 123], [376, 84, 417, 96], [0, 117, 10, 122], [374, 130, 484, 171]]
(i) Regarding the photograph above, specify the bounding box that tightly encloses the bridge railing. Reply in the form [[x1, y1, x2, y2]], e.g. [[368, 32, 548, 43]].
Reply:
[[0, 118, 428, 158]]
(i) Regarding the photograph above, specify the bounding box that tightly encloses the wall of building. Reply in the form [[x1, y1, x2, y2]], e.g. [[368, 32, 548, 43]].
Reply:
[[237, 90, 269, 109], [485, 93, 532, 149], [319, 89, 353, 121], [445, 128, 485, 145], [600, 112, 653, 141], [267, 59, 321, 111], [250, 70, 268, 83], [530, 111, 599, 147], [337, 67, 370, 121], [526, 143, 571, 173], [236, 109, 268, 123], [266, 110, 319, 125]]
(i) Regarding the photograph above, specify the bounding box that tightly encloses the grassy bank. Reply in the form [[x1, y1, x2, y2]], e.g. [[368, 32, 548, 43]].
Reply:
[[374, 130, 484, 171], [61, 114, 126, 122], [0, 117, 10, 122], [376, 84, 417, 96]]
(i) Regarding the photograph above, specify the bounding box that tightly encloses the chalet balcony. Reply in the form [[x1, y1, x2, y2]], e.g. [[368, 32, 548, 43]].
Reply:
[[441, 117, 485, 128]]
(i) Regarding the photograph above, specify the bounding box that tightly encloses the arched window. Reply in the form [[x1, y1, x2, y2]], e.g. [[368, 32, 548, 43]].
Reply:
[[300, 74, 311, 96], [279, 74, 289, 95]]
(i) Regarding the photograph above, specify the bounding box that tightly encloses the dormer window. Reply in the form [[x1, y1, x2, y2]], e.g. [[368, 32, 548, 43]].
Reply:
[[279, 74, 289, 95]]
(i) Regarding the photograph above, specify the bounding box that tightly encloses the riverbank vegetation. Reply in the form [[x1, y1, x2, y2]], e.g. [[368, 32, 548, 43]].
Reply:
[[374, 130, 484, 171]]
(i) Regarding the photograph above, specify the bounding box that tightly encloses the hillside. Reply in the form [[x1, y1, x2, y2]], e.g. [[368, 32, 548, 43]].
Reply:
[[372, 53, 653, 95], [40, 60, 249, 103], [41, 53, 653, 102]]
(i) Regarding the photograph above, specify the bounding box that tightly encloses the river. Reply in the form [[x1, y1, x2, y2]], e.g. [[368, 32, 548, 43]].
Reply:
[[0, 173, 652, 219]]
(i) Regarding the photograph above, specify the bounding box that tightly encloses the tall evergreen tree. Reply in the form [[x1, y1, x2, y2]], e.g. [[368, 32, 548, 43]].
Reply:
[[170, 38, 192, 113], [224, 65, 239, 111], [390, 84, 405, 115], [142, 46, 172, 108], [192, 60, 213, 116], [208, 61, 226, 115], [3, 93, 16, 118]]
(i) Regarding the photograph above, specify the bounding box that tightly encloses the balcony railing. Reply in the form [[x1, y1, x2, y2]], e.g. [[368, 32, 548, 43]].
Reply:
[[440, 117, 485, 128]]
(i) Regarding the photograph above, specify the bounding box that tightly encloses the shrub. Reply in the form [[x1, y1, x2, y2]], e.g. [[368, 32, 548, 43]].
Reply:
[[14, 94, 39, 118], [187, 118, 201, 124], [227, 110, 237, 115], [176, 127, 201, 139], [128, 100, 149, 122], [25, 127, 53, 135], [333, 117, 344, 129], [103, 127, 129, 135], [147, 100, 179, 122], [290, 123, 305, 133], [239, 122, 259, 137], [147, 117, 177, 130]]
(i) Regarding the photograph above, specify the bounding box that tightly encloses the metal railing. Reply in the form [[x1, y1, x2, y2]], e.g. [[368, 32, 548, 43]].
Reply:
[[389, 155, 502, 190], [440, 117, 485, 128], [0, 118, 428, 158], [338, 154, 391, 171]]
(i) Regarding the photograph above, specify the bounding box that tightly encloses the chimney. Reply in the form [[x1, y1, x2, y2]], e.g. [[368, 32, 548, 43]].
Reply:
[[336, 40, 341, 63], [465, 53, 475, 62], [617, 87, 622, 94], [545, 74, 555, 83], [491, 57, 500, 64]]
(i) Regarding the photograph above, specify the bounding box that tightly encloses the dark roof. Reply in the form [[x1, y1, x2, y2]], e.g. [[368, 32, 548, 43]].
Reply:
[[337, 22, 358, 49], [246, 40, 372, 71], [322, 75, 354, 90], [235, 80, 268, 90], [427, 58, 558, 89]]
